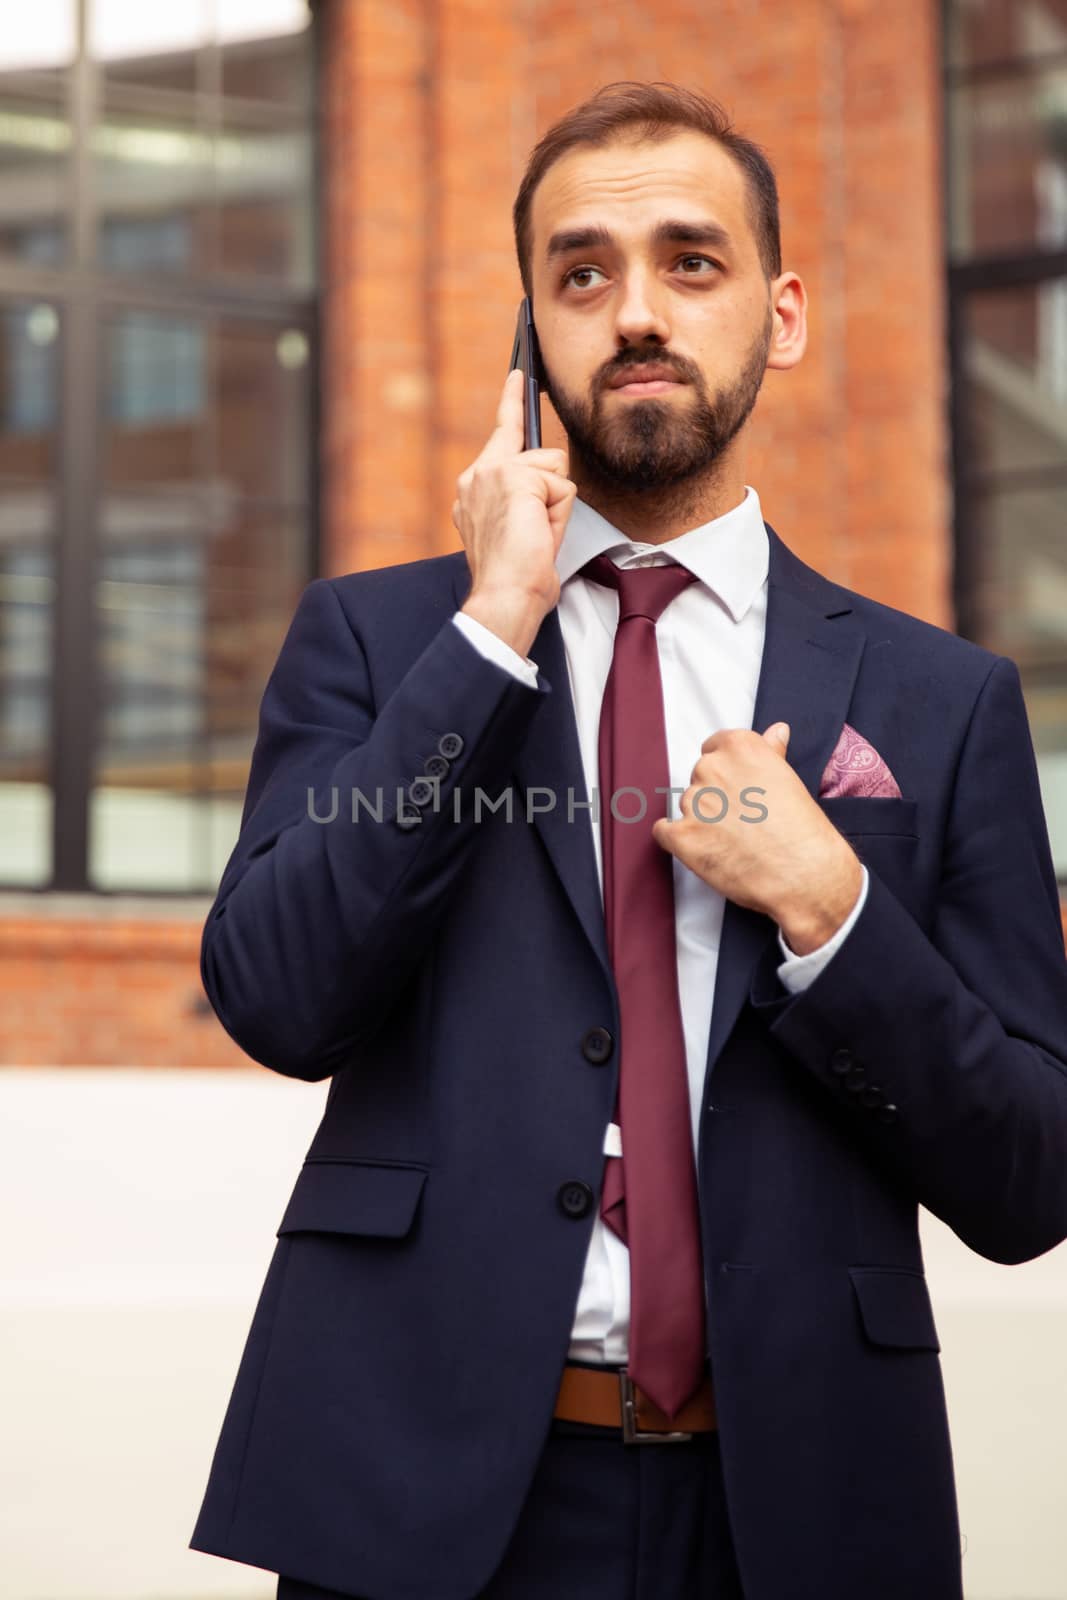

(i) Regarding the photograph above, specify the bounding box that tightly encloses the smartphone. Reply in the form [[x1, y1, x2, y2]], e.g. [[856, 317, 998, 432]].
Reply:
[[508, 296, 544, 450]]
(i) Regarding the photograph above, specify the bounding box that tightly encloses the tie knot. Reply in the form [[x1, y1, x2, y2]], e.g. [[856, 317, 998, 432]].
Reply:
[[579, 552, 699, 624]]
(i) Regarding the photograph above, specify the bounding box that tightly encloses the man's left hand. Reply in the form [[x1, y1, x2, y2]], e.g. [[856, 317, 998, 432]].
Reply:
[[651, 723, 865, 956]]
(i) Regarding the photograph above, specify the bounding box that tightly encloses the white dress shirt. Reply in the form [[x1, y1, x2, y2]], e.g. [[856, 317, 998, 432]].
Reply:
[[451, 485, 869, 1364]]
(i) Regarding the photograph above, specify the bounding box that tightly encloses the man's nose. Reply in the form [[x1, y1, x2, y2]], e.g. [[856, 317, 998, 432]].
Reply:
[[612, 271, 671, 345]]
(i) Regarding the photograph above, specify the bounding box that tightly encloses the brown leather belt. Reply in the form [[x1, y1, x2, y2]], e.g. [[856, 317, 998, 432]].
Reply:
[[553, 1364, 717, 1444]]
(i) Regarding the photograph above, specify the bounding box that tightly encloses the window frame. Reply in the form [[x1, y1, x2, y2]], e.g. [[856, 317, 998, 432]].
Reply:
[[942, 0, 1067, 887], [0, 2, 321, 895]]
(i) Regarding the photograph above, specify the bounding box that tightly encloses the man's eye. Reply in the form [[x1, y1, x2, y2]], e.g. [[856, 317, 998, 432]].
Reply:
[[561, 265, 606, 290], [561, 255, 717, 290]]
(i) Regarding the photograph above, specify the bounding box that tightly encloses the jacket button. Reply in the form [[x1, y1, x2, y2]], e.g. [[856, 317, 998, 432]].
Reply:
[[408, 777, 437, 807], [844, 1064, 867, 1091], [424, 753, 450, 778], [581, 1027, 614, 1064], [859, 1084, 884, 1109], [396, 803, 422, 831], [830, 1048, 853, 1075], [438, 732, 464, 759], [876, 1103, 899, 1125], [557, 1181, 594, 1219]]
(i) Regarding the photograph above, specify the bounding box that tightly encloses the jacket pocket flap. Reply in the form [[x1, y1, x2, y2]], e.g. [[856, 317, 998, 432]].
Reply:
[[817, 796, 917, 837], [848, 1266, 941, 1351], [276, 1160, 428, 1238]]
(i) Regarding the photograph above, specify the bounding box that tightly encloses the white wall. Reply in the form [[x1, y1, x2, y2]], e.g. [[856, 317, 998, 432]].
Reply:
[[1, 1068, 1065, 1600], [0, 1069, 328, 1600]]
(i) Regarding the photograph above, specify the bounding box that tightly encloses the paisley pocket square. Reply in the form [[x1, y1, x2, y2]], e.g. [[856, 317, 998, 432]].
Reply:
[[818, 722, 903, 799]]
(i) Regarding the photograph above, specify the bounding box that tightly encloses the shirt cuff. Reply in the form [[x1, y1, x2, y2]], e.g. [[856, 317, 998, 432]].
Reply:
[[774, 864, 870, 994], [451, 612, 539, 688]]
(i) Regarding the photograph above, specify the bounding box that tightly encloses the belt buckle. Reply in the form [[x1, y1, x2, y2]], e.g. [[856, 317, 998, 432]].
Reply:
[[618, 1372, 693, 1445]]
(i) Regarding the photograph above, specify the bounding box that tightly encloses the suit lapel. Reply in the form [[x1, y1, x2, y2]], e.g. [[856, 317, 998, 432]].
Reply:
[[451, 556, 613, 985], [700, 526, 867, 1094], [509, 603, 615, 983], [450, 520, 869, 1070]]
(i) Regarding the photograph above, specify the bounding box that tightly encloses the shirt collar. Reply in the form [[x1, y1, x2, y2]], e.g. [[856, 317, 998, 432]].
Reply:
[[555, 484, 769, 624]]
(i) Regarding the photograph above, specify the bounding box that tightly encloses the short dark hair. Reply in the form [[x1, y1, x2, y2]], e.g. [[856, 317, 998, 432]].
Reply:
[[512, 81, 781, 300]]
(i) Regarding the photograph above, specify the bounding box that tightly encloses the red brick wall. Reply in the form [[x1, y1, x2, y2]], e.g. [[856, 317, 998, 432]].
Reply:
[[3, 903, 238, 1069], [4, 0, 1063, 1070], [317, 0, 951, 628]]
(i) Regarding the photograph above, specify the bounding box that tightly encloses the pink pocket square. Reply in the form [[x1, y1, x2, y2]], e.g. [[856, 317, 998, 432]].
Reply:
[[818, 722, 903, 799]]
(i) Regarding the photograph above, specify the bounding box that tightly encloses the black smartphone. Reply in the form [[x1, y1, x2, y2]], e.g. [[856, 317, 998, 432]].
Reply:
[[508, 296, 544, 450]]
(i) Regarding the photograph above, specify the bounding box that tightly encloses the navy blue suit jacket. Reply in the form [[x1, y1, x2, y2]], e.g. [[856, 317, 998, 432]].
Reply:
[[189, 521, 1067, 1600]]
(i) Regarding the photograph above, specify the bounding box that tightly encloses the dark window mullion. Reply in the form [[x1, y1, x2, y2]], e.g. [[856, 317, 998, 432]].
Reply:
[[948, 249, 1067, 291], [52, 0, 100, 889], [963, 463, 1067, 495], [944, 45, 1067, 86]]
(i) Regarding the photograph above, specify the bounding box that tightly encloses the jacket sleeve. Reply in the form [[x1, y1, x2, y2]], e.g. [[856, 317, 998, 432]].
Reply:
[[749, 653, 1067, 1266], [201, 577, 551, 1080]]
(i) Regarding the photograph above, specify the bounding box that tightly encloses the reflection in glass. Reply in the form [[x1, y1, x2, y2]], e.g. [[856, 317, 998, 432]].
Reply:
[[962, 280, 1067, 476], [967, 483, 1067, 662], [966, 479, 1067, 880], [948, 60, 1067, 257], [947, 5, 1067, 883], [89, 0, 314, 286], [221, 16, 312, 108], [90, 0, 310, 65], [0, 2, 317, 890], [959, 280, 1067, 677], [91, 498, 211, 890], [0, 74, 71, 263], [217, 110, 313, 287], [93, 97, 214, 276], [89, 493, 306, 890], [0, 301, 58, 885], [93, 307, 309, 889], [102, 310, 309, 503], [89, 0, 208, 79], [946, 0, 1067, 73], [0, 4, 76, 72], [104, 310, 206, 488], [216, 318, 309, 502]]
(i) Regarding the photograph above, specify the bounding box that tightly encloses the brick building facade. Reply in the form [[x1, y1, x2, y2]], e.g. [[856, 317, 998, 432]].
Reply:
[[6, 0, 1066, 1068]]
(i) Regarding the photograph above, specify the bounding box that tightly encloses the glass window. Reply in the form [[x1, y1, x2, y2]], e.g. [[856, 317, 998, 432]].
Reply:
[[947, 0, 1067, 882], [0, 2, 316, 894], [946, 0, 1067, 72], [89, 0, 314, 288], [108, 310, 205, 426], [0, 58, 73, 265], [947, 60, 1067, 258], [0, 299, 60, 886], [90, 308, 311, 891]]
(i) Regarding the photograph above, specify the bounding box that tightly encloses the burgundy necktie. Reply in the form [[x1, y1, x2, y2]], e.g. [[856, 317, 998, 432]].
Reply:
[[579, 552, 707, 1422]]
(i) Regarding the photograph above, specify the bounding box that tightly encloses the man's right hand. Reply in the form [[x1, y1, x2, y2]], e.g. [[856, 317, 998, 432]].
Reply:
[[452, 368, 576, 658]]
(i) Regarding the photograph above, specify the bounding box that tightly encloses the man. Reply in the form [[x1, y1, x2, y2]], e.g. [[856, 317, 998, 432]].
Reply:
[[188, 82, 1067, 1600]]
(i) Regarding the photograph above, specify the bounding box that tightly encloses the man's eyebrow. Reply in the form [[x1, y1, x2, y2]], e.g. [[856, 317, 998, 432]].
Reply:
[[544, 218, 734, 264]]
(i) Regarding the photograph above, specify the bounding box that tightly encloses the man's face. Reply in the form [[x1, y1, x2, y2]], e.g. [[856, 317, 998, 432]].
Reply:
[[529, 130, 778, 495]]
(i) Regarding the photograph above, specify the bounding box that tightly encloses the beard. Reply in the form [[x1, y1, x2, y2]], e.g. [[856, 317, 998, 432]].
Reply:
[[542, 306, 773, 497]]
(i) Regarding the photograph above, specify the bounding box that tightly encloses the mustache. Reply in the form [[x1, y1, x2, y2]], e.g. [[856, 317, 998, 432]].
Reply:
[[602, 357, 690, 386]]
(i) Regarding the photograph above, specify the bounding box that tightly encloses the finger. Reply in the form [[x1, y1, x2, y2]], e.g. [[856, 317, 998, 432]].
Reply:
[[542, 470, 577, 505], [517, 447, 569, 475], [477, 368, 526, 465], [651, 816, 675, 851]]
